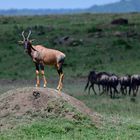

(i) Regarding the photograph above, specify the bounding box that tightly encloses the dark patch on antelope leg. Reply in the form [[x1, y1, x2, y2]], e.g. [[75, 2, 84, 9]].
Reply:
[[57, 56, 65, 75], [40, 63, 44, 71], [35, 63, 40, 71], [58, 56, 65, 64], [57, 67, 63, 75]]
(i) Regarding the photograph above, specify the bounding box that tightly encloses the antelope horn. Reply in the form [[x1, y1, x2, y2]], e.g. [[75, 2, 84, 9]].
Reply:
[[22, 31, 25, 41], [27, 30, 32, 40]]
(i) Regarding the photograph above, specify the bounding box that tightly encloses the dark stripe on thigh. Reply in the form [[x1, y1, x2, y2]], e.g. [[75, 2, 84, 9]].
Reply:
[[35, 63, 39, 71]]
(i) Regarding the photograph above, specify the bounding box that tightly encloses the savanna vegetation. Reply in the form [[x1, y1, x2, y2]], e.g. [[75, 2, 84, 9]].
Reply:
[[0, 13, 140, 140]]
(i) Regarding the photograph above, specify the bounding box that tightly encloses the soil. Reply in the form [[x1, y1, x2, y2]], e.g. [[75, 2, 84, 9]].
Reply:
[[0, 87, 101, 131]]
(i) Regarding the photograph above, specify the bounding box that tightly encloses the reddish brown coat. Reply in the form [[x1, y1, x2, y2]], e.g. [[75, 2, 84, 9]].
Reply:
[[31, 45, 66, 65]]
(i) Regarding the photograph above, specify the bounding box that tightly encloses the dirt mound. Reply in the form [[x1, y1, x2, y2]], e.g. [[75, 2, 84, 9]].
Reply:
[[0, 87, 101, 130]]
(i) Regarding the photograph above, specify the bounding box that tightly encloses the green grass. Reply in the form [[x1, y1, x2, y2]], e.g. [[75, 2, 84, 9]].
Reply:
[[0, 110, 140, 140], [0, 118, 96, 140], [0, 13, 140, 79]]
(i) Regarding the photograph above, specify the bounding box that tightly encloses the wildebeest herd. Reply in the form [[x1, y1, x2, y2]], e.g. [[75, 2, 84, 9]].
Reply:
[[85, 70, 140, 98]]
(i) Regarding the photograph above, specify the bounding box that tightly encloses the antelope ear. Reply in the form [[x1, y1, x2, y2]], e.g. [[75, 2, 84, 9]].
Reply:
[[30, 39, 35, 43], [18, 41, 24, 45]]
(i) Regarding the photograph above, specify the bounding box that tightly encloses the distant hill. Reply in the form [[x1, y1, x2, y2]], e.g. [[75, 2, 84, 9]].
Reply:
[[88, 0, 140, 13], [0, 0, 140, 15], [0, 9, 85, 16]]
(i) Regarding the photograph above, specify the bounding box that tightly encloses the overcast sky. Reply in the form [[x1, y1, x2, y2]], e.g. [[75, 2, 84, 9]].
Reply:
[[0, 0, 120, 9]]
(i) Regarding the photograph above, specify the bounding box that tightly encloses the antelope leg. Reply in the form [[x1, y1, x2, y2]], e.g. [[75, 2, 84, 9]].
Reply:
[[41, 70, 47, 88], [36, 70, 40, 87], [57, 74, 64, 91], [40, 63, 47, 88]]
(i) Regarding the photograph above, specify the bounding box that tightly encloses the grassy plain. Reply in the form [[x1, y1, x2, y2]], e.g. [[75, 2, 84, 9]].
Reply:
[[1, 13, 140, 79], [0, 13, 140, 139]]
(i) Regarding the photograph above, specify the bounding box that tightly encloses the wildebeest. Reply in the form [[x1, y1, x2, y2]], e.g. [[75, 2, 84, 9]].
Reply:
[[98, 73, 119, 98], [84, 71, 110, 95], [85, 70, 140, 98], [85, 70, 121, 98], [19, 30, 66, 91], [96, 72, 110, 94], [84, 71, 98, 94], [108, 74, 119, 98], [131, 74, 140, 96], [119, 75, 131, 95]]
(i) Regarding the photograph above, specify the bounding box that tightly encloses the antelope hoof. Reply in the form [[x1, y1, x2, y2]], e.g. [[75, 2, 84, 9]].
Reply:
[[43, 84, 47, 88], [57, 88, 62, 92], [35, 84, 40, 87], [57, 86, 60, 90], [57, 84, 62, 91]]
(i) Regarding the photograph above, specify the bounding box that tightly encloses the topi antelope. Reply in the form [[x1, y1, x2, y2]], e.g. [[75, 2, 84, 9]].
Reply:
[[19, 30, 66, 91]]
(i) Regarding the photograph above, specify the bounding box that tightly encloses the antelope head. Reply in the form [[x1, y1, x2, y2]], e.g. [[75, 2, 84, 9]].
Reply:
[[19, 30, 35, 53]]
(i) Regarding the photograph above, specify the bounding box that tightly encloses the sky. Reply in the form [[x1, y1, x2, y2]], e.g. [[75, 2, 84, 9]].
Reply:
[[0, 0, 120, 9]]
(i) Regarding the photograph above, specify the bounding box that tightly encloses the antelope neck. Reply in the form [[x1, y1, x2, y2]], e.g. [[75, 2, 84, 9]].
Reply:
[[27, 44, 36, 57]]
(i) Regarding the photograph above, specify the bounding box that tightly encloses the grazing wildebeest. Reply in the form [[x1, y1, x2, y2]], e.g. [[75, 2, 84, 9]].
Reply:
[[119, 75, 131, 95], [108, 74, 119, 98], [84, 71, 110, 94], [19, 30, 66, 91], [131, 74, 140, 96], [84, 71, 98, 94], [96, 72, 110, 94]]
